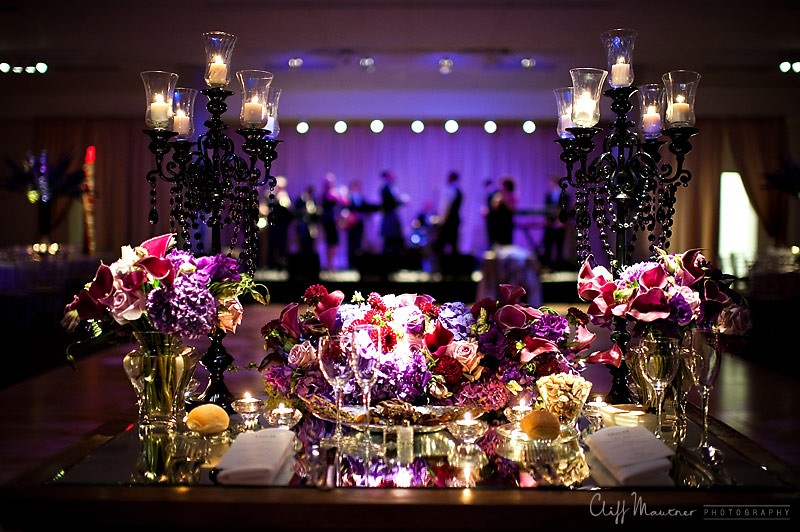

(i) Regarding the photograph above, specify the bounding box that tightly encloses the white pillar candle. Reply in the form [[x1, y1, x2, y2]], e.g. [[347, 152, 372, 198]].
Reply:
[[558, 112, 575, 135], [242, 97, 264, 126], [642, 106, 661, 136], [610, 58, 631, 86], [208, 55, 228, 86], [572, 92, 596, 126], [149, 93, 169, 124], [172, 109, 190, 135], [668, 96, 691, 124]]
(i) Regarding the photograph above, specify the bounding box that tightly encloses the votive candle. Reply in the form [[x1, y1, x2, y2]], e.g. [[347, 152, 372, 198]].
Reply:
[[668, 95, 690, 124], [572, 91, 596, 126], [610, 58, 631, 87], [642, 106, 661, 137], [172, 109, 190, 135], [242, 96, 264, 126]]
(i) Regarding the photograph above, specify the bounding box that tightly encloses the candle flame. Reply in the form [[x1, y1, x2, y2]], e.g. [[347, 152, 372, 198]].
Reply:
[[647, 105, 657, 114], [244, 392, 252, 400], [616, 56, 625, 64], [519, 399, 527, 408], [278, 402, 285, 409], [154, 93, 164, 103], [175, 109, 187, 118], [463, 412, 472, 422], [214, 55, 224, 65], [250, 96, 259, 104], [676, 94, 686, 104]]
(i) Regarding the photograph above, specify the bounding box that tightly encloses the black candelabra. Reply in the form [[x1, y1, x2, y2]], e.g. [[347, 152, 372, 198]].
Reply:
[[555, 30, 699, 404], [142, 32, 281, 412]]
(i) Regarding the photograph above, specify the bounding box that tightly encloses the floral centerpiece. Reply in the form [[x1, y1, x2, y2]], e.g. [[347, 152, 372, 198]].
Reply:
[[62, 233, 268, 357], [259, 283, 595, 414], [577, 247, 751, 364]]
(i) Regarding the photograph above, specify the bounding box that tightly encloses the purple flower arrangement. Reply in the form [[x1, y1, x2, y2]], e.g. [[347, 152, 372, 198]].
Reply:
[[259, 283, 595, 413], [62, 233, 267, 358]]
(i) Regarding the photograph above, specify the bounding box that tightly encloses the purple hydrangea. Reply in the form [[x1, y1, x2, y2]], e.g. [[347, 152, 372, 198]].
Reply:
[[453, 378, 508, 412], [146, 275, 216, 339], [263, 364, 294, 397], [437, 302, 476, 341], [294, 366, 329, 400], [370, 349, 431, 404], [619, 260, 654, 283], [195, 254, 241, 283], [336, 303, 368, 331], [530, 313, 568, 344]]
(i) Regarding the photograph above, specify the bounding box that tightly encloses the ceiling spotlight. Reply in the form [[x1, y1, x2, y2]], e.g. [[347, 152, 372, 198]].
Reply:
[[484, 120, 497, 134], [370, 119, 384, 133], [288, 57, 304, 69], [520, 57, 536, 69], [0, 62, 10, 73], [12, 66, 22, 74], [438, 57, 453, 75], [793, 62, 800, 73], [522, 120, 537, 134], [334, 120, 348, 134], [296, 121, 310, 134], [779, 61, 791, 73], [35, 62, 48, 73], [411, 120, 425, 133], [359, 56, 375, 72], [444, 119, 459, 133], [24, 65, 36, 74]]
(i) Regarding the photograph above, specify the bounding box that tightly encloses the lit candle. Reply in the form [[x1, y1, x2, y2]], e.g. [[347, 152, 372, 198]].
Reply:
[[242, 96, 264, 126], [269, 402, 297, 428], [457, 412, 478, 427], [558, 112, 575, 137], [668, 95, 691, 125], [208, 55, 228, 86], [642, 105, 661, 137], [572, 91, 596, 127], [149, 93, 169, 124], [172, 109, 190, 135], [610, 57, 631, 87]]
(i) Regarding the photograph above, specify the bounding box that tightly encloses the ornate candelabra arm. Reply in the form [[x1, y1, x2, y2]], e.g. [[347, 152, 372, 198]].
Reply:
[[664, 126, 699, 185], [144, 129, 178, 224]]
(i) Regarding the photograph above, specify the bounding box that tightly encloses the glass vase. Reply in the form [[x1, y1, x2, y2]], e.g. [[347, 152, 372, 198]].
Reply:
[[123, 332, 200, 430]]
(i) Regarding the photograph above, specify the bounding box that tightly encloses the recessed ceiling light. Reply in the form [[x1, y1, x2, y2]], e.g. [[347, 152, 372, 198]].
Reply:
[[334, 120, 348, 133], [370, 119, 384, 133], [520, 57, 535, 69], [0, 63, 10, 73], [296, 121, 309, 134], [411, 120, 425, 133], [484, 120, 497, 134], [444, 119, 459, 133], [779, 61, 791, 73], [438, 57, 453, 75], [793, 62, 800, 73], [288, 57, 304, 69], [522, 120, 537, 134], [35, 62, 48, 73]]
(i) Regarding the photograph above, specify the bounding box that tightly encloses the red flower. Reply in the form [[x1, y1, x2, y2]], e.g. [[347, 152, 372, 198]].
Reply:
[[425, 320, 454, 358], [433, 355, 462, 386], [303, 284, 328, 306], [367, 292, 386, 312]]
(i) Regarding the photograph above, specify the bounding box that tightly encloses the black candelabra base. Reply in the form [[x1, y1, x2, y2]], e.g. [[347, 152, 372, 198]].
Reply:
[[193, 330, 235, 414], [603, 362, 633, 405]]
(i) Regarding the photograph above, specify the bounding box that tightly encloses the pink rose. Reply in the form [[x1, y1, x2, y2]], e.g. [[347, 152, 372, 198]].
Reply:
[[103, 288, 146, 324], [288, 341, 316, 369], [447, 340, 483, 377], [218, 297, 244, 333]]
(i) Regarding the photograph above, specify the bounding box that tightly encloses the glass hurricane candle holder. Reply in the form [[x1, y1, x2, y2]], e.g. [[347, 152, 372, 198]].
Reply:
[[638, 84, 665, 139], [504, 399, 533, 425], [236, 70, 273, 129], [553, 87, 575, 139], [569, 68, 607, 127], [265, 87, 282, 139], [601, 28, 637, 88], [140, 71, 178, 130], [663, 70, 701, 128], [172, 87, 198, 140], [203, 31, 237, 88]]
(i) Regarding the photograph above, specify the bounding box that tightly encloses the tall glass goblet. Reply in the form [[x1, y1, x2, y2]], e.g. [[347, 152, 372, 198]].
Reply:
[[317, 334, 354, 449], [349, 324, 382, 453], [691, 327, 722, 457], [636, 334, 681, 440]]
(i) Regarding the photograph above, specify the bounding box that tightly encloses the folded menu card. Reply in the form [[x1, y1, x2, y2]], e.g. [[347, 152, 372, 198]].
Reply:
[[585, 426, 674, 487], [215, 428, 296, 485]]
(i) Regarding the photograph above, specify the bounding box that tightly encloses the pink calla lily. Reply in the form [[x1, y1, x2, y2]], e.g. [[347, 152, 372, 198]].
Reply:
[[627, 288, 670, 322], [136, 256, 175, 287], [495, 304, 528, 331], [586, 343, 623, 367], [520, 337, 560, 363], [499, 284, 526, 305], [425, 320, 454, 358], [280, 302, 301, 339], [577, 257, 613, 301], [139, 233, 175, 258]]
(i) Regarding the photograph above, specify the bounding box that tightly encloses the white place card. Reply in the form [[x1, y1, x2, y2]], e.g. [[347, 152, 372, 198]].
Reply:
[[585, 425, 675, 486]]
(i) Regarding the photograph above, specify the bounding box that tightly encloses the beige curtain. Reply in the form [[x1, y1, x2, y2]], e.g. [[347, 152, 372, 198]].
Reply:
[[670, 119, 724, 265], [725, 118, 789, 246]]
